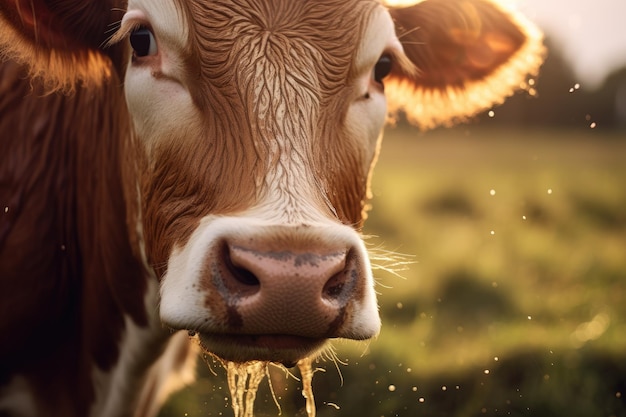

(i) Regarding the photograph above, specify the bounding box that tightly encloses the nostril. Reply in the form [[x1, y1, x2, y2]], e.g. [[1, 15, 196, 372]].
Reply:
[[323, 272, 347, 298], [221, 241, 359, 312], [322, 250, 357, 303], [231, 265, 260, 286], [222, 243, 260, 287]]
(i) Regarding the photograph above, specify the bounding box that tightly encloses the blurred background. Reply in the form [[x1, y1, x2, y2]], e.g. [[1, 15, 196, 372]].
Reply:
[[160, 1, 626, 416]]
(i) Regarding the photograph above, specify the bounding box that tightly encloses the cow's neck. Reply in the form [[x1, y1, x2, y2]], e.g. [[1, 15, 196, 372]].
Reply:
[[72, 74, 186, 417], [0, 62, 180, 417], [80, 77, 198, 417]]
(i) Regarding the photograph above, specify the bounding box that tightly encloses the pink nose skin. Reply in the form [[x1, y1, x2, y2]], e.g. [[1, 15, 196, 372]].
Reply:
[[211, 241, 362, 339]]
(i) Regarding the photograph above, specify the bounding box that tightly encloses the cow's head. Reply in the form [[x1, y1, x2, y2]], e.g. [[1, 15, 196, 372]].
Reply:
[[0, 0, 544, 365]]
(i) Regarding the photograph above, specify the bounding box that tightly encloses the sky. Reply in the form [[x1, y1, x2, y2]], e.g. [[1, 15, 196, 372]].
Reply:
[[515, 0, 626, 89]]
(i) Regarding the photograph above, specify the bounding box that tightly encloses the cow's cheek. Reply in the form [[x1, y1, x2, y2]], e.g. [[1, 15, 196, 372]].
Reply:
[[124, 69, 201, 154], [124, 69, 205, 273], [344, 92, 387, 179]]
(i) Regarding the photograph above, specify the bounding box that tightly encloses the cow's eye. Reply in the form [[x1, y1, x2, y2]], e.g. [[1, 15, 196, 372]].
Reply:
[[373, 54, 392, 85], [129, 27, 157, 57]]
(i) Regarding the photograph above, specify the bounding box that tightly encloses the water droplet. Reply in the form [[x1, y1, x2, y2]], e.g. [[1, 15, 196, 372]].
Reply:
[[616, 392, 622, 399], [388, 385, 396, 392], [442, 386, 447, 391], [484, 369, 490, 375], [490, 230, 495, 236], [418, 397, 425, 403], [3, 206, 8, 213], [547, 189, 553, 195], [528, 315, 532, 320], [412, 386, 418, 392], [488, 110, 495, 118], [489, 189, 496, 196], [590, 122, 597, 128], [396, 302, 403, 309], [522, 215, 527, 220], [494, 356, 499, 361], [406, 367, 412, 373]]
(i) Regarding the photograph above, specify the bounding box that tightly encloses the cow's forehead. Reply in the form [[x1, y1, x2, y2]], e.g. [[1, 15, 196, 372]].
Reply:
[[180, 0, 384, 41], [119, 0, 401, 229], [124, 0, 390, 80]]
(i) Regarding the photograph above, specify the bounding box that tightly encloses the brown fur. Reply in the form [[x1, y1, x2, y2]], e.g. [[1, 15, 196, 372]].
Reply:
[[0, 0, 128, 91], [0, 57, 149, 416], [142, 0, 381, 271], [0, 0, 545, 415]]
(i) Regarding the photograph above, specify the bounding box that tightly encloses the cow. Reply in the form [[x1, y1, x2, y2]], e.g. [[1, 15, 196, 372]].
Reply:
[[0, 0, 544, 416]]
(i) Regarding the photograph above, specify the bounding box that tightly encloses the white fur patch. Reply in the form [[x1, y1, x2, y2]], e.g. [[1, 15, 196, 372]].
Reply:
[[122, 0, 202, 155], [0, 376, 37, 417], [90, 279, 196, 417]]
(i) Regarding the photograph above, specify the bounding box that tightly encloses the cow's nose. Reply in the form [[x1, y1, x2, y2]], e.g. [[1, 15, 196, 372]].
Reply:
[[215, 241, 360, 337]]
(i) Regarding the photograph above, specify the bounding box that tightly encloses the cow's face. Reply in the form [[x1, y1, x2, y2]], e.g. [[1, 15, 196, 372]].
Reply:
[[0, 0, 544, 375], [104, 0, 546, 365], [0, 0, 545, 370], [118, 0, 405, 364]]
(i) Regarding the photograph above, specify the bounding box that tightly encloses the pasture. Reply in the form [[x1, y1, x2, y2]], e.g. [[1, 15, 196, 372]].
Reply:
[[160, 127, 626, 417]]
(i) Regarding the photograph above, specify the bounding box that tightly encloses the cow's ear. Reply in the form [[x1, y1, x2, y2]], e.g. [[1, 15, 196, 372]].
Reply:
[[0, 0, 125, 91], [385, 0, 545, 129]]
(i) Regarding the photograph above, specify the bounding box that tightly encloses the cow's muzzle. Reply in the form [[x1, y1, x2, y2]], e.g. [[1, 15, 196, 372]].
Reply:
[[160, 218, 381, 364]]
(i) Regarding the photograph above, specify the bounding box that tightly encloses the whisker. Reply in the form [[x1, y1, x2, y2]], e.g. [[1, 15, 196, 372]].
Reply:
[[399, 41, 426, 46], [366, 240, 416, 281], [397, 25, 422, 40], [322, 345, 345, 387]]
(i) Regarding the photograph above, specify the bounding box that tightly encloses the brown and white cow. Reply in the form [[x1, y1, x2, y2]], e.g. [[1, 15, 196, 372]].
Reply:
[[0, 0, 544, 415]]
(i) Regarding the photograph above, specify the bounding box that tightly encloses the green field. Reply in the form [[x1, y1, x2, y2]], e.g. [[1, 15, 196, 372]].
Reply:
[[159, 127, 626, 417]]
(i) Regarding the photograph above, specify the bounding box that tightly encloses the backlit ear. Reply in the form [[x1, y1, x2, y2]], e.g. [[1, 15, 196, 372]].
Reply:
[[385, 0, 545, 129], [0, 0, 125, 91]]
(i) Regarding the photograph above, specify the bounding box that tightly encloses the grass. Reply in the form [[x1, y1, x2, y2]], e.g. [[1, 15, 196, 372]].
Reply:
[[158, 127, 626, 417]]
